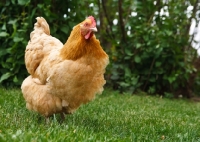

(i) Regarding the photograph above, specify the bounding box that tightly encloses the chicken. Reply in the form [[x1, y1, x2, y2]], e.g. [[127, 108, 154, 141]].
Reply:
[[21, 16, 109, 119]]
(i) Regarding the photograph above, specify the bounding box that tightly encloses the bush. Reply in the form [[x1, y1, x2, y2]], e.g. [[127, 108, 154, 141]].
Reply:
[[0, 0, 199, 97], [101, 0, 199, 97]]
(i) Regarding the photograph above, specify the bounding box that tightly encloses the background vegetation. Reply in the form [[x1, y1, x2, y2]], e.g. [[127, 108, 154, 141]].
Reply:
[[0, 0, 200, 98]]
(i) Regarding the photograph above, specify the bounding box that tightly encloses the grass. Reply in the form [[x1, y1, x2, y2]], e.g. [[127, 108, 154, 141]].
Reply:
[[0, 88, 200, 142]]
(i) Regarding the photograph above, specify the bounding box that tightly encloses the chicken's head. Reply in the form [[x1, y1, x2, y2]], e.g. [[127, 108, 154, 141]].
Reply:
[[80, 16, 97, 40]]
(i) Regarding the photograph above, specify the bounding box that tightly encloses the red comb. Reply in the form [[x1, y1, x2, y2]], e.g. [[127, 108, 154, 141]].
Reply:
[[87, 16, 96, 27], [87, 16, 95, 20]]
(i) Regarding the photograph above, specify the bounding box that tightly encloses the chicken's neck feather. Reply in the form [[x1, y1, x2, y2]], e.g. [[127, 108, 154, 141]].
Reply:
[[60, 24, 107, 61]]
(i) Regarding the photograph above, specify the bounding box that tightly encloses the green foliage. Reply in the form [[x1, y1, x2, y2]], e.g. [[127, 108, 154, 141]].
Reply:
[[103, 0, 199, 97], [0, 0, 200, 97], [1, 88, 200, 141]]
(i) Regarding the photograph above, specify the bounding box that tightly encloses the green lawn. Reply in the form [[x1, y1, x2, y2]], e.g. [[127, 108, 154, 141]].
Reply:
[[0, 88, 200, 142]]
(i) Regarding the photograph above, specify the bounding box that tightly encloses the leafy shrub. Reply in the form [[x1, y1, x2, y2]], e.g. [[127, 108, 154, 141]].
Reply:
[[1, 0, 200, 98], [103, 0, 199, 97]]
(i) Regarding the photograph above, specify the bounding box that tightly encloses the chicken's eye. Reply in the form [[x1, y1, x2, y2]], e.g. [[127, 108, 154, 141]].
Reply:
[[84, 22, 89, 26]]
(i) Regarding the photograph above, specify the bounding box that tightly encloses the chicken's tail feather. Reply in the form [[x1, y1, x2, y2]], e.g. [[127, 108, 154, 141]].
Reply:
[[32, 17, 50, 36]]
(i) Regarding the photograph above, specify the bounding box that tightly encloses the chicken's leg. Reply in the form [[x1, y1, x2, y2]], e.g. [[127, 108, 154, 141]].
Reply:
[[60, 112, 65, 122]]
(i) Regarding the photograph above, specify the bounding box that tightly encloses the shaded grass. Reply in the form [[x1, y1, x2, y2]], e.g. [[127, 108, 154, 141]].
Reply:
[[0, 88, 200, 141]]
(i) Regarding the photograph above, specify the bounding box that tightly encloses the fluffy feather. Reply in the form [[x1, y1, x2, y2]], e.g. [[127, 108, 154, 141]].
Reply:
[[21, 16, 109, 117]]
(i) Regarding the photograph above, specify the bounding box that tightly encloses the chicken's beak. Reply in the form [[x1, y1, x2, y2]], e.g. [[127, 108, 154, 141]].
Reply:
[[90, 27, 98, 32]]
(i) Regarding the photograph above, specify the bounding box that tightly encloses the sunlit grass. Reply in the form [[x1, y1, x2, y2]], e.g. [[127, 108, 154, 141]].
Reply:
[[0, 88, 200, 141]]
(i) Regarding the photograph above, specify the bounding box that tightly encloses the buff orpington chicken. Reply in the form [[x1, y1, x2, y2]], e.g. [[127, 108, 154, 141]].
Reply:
[[21, 16, 109, 120]]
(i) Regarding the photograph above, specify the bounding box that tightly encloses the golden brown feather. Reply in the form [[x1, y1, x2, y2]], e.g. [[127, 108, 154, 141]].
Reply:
[[21, 16, 109, 119]]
